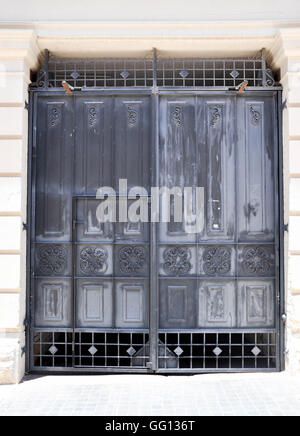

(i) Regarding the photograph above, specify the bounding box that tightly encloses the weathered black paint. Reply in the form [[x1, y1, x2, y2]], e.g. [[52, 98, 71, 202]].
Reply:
[[27, 58, 283, 373]]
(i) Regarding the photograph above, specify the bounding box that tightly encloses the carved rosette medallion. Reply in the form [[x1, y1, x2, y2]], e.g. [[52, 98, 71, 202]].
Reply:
[[37, 245, 67, 275], [203, 247, 231, 276], [242, 246, 272, 275], [80, 247, 108, 275], [163, 246, 192, 276], [119, 246, 146, 274]]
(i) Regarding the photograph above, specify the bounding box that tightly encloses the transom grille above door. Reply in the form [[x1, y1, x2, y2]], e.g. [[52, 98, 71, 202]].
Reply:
[[27, 53, 284, 374], [31, 49, 278, 90]]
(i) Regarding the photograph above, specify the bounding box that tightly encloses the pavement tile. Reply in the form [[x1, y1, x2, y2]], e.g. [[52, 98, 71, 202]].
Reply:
[[0, 373, 300, 416]]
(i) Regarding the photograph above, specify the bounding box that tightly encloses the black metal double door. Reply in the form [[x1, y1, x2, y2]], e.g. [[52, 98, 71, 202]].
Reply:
[[31, 91, 280, 372]]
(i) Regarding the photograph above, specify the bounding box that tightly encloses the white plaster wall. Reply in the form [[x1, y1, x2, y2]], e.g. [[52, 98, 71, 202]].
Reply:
[[0, 0, 299, 22]]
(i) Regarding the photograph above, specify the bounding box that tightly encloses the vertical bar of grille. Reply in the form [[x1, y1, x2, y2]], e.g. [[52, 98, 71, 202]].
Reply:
[[64, 60, 66, 84], [277, 89, 284, 370], [262, 55, 267, 87], [213, 60, 216, 87], [229, 333, 232, 369], [83, 60, 86, 88], [192, 59, 195, 87], [51, 332, 55, 367], [39, 332, 42, 367], [54, 61, 57, 87], [203, 333, 206, 369], [268, 333, 270, 369], [78, 333, 80, 367], [103, 60, 106, 87], [149, 48, 159, 372], [216, 333, 219, 369], [130, 333, 133, 368], [65, 332, 67, 368], [117, 333, 120, 367], [233, 60, 236, 87], [242, 333, 245, 369]]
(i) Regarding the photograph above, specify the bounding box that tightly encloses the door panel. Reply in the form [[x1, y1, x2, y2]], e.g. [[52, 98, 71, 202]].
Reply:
[[159, 280, 196, 329], [76, 280, 113, 328], [236, 97, 275, 242], [35, 278, 72, 328], [74, 97, 113, 195], [159, 97, 197, 242], [34, 96, 73, 331], [237, 280, 275, 328], [35, 97, 73, 242], [73, 95, 151, 339], [198, 280, 236, 328], [114, 96, 151, 191], [156, 93, 278, 371]]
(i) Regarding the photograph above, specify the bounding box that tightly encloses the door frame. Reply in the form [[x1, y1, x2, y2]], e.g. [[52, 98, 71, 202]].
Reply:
[[26, 86, 285, 373]]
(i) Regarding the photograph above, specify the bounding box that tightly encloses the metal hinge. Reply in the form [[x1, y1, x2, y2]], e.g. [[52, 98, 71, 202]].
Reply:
[[24, 101, 29, 110], [32, 147, 37, 160], [283, 223, 288, 232], [276, 294, 280, 302], [23, 222, 29, 231], [282, 99, 287, 110], [21, 345, 27, 357], [282, 313, 287, 323]]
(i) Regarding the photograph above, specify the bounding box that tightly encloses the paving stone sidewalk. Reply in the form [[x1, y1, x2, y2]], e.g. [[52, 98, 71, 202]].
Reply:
[[0, 373, 299, 416]]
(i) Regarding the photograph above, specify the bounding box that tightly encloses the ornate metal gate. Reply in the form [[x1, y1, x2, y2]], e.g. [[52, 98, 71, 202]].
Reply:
[[27, 51, 284, 372]]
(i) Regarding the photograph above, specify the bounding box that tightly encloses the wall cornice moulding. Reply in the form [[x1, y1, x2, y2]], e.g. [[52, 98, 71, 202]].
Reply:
[[0, 29, 40, 69], [271, 28, 300, 65], [1, 20, 300, 35], [0, 24, 300, 65]]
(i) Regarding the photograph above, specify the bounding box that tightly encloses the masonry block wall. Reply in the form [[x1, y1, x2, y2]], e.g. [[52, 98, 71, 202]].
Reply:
[[0, 31, 38, 383], [271, 29, 300, 372]]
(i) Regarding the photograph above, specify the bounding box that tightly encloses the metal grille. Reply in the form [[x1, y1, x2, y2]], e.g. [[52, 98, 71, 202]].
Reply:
[[158, 332, 277, 371], [39, 56, 154, 88], [33, 331, 73, 368], [156, 58, 275, 88], [32, 330, 277, 371], [74, 332, 149, 368], [31, 50, 277, 89], [33, 331, 150, 369]]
